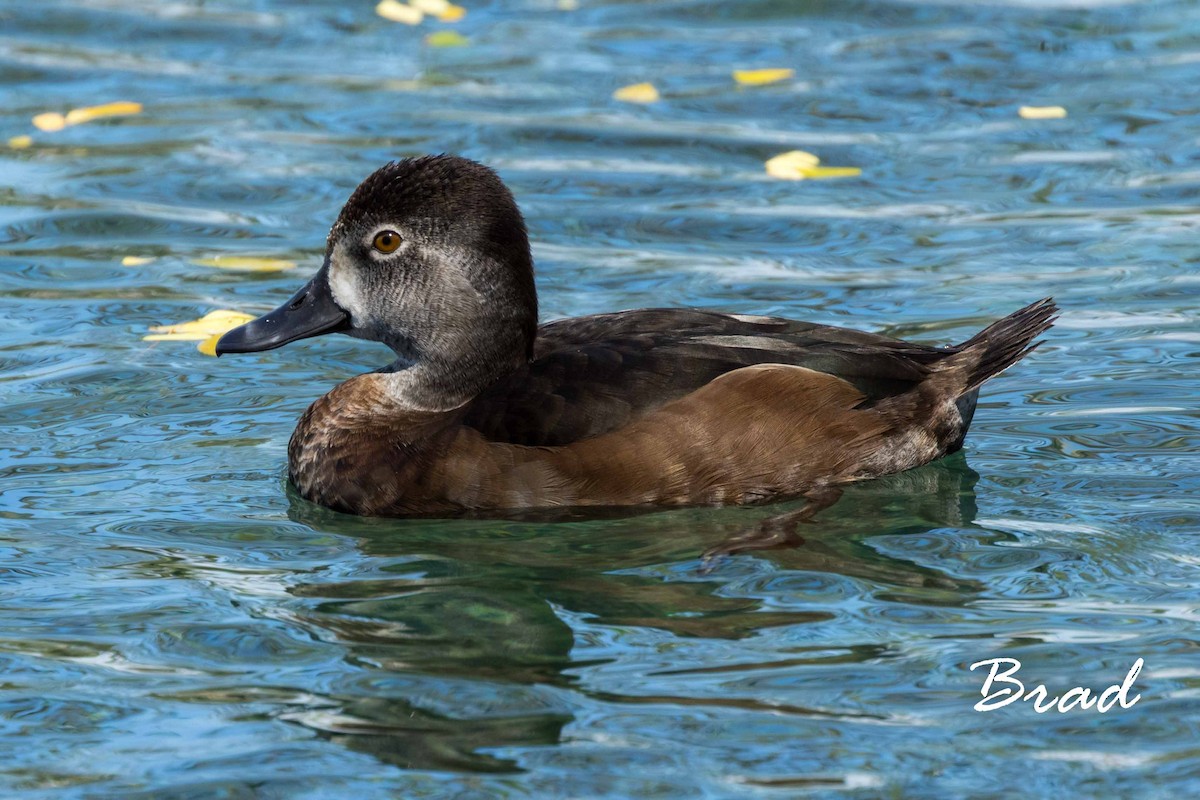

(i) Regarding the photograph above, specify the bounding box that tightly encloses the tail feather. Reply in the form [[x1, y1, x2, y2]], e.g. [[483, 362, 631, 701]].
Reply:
[[943, 298, 1058, 395]]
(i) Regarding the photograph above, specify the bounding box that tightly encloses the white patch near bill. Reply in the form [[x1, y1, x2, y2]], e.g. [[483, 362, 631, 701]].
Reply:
[[326, 247, 365, 324]]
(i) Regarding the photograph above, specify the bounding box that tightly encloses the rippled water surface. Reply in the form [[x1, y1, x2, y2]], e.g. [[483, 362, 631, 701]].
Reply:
[[2, 0, 1199, 796]]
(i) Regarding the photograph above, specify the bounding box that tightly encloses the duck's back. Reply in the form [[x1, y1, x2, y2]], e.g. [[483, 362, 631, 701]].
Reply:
[[461, 308, 964, 448]]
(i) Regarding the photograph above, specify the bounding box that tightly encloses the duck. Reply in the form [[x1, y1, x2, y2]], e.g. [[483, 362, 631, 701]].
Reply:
[[216, 154, 1056, 520]]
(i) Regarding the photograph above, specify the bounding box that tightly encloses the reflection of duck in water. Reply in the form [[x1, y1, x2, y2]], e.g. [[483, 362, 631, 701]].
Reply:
[[282, 456, 982, 773], [218, 155, 1054, 522]]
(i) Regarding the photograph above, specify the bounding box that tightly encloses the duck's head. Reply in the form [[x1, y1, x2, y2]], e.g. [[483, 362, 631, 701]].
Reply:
[[216, 155, 537, 403]]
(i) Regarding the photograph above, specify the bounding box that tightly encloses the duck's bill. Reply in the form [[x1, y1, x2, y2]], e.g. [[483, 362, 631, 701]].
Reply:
[[215, 267, 350, 356]]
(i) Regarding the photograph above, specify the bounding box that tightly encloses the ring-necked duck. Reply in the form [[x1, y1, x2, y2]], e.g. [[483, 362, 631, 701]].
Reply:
[[217, 155, 1056, 519]]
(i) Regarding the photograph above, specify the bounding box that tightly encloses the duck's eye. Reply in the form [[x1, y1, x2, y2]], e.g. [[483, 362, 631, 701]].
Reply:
[[372, 230, 402, 254]]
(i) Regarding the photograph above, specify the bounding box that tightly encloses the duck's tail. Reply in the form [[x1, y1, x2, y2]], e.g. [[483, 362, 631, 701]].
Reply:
[[938, 297, 1058, 396]]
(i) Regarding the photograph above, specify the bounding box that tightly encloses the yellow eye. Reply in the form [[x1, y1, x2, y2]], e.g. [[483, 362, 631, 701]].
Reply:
[[372, 230, 402, 254]]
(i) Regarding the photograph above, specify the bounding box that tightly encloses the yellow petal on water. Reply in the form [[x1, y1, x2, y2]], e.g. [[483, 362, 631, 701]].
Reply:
[[376, 0, 424, 24], [613, 82, 660, 104], [63, 101, 142, 126], [733, 68, 795, 87], [32, 112, 67, 132], [193, 256, 296, 272], [197, 334, 224, 357], [8, 135, 33, 149], [145, 309, 256, 343], [437, 4, 466, 21], [1019, 105, 1067, 119], [33, 102, 141, 132], [764, 150, 821, 179], [410, 0, 450, 13], [143, 332, 210, 341], [765, 151, 860, 181], [557, 0, 579, 8], [798, 165, 862, 180], [426, 30, 468, 47], [121, 256, 155, 266]]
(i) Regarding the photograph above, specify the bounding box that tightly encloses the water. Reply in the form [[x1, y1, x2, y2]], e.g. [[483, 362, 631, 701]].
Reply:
[[1, 0, 1198, 796]]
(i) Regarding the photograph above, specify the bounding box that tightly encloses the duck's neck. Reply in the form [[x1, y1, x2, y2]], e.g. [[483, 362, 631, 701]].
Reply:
[[377, 330, 532, 411], [374, 363, 489, 411]]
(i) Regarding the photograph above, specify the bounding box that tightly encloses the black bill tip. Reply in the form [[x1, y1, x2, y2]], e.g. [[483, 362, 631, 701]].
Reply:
[[216, 267, 350, 356]]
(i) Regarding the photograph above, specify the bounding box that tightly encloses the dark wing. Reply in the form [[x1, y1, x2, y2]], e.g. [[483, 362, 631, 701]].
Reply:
[[461, 308, 955, 447]]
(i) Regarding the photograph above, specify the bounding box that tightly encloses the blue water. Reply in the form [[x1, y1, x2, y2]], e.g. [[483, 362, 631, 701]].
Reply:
[[1, 0, 1198, 796]]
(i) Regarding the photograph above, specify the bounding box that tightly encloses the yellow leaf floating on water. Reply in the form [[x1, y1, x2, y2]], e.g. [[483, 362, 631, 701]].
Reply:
[[1019, 105, 1067, 119], [764, 150, 819, 177], [8, 135, 32, 149], [376, 0, 423, 24], [557, 0, 579, 8], [733, 68, 795, 87], [33, 102, 142, 132], [193, 256, 296, 272], [437, 4, 466, 21], [197, 334, 224, 357], [410, 0, 450, 12], [121, 256, 155, 266], [65, 101, 143, 125], [426, 30, 469, 47], [32, 113, 67, 132], [145, 310, 256, 343], [613, 82, 660, 104], [798, 166, 862, 179], [765, 150, 861, 181]]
